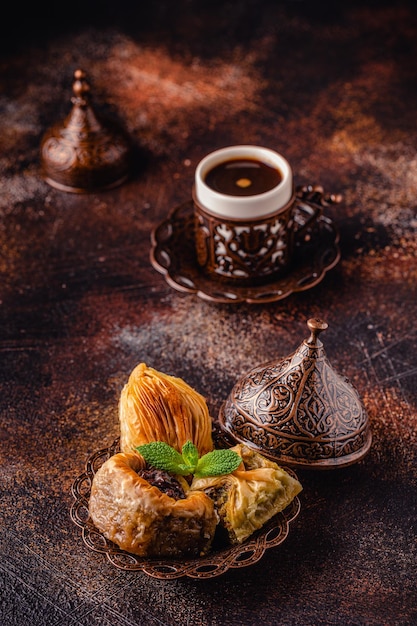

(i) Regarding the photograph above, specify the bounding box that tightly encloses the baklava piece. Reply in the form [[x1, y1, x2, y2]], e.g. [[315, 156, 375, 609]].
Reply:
[[119, 363, 213, 456], [191, 444, 302, 544], [89, 451, 218, 558]]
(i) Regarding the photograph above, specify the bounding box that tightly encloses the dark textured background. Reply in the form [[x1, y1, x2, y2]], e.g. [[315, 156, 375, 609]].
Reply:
[[1, 1, 416, 624]]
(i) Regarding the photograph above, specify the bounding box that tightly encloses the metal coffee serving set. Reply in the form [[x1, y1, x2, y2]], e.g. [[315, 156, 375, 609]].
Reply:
[[40, 69, 372, 470]]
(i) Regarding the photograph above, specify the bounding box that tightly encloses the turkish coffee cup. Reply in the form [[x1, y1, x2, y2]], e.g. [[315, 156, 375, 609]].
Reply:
[[193, 145, 321, 284]]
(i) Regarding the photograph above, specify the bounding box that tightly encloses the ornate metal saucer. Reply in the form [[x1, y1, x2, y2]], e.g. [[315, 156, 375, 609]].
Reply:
[[40, 69, 132, 193], [219, 318, 372, 469], [70, 436, 301, 580], [150, 185, 341, 304]]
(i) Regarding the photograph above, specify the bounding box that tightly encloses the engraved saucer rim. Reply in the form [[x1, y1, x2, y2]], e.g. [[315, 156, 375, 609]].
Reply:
[[150, 196, 341, 305]]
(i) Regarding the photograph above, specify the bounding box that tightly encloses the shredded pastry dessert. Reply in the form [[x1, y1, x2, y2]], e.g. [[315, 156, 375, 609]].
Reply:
[[119, 363, 213, 456]]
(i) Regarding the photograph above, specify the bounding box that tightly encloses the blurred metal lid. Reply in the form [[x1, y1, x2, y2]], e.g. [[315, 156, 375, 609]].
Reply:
[[40, 69, 132, 193]]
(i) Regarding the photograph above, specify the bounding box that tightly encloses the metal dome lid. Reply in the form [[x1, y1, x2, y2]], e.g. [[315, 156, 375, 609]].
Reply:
[[40, 69, 132, 193], [218, 318, 372, 469]]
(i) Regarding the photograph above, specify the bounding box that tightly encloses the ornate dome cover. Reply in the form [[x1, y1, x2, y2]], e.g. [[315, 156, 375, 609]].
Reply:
[[40, 69, 132, 193], [219, 318, 372, 469]]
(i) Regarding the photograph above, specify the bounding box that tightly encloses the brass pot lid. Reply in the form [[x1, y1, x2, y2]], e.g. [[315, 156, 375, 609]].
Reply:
[[40, 69, 132, 193], [219, 318, 372, 469]]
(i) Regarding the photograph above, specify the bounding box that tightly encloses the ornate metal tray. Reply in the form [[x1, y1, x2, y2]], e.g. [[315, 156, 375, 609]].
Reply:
[[150, 185, 341, 304], [70, 437, 301, 580]]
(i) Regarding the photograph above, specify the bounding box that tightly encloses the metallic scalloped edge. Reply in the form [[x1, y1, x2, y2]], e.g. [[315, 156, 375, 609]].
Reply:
[[70, 438, 301, 579]]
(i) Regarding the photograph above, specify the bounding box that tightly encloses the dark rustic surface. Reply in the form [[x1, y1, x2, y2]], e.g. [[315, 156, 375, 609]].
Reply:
[[1, 1, 416, 624]]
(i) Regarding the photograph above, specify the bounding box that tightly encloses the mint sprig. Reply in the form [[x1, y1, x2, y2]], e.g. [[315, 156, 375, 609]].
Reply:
[[136, 440, 241, 478]]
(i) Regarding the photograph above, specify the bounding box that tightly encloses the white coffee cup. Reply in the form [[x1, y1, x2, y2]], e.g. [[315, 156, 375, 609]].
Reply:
[[194, 145, 293, 220]]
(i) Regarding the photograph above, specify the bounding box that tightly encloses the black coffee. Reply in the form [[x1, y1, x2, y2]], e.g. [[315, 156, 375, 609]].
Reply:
[[204, 158, 282, 196]]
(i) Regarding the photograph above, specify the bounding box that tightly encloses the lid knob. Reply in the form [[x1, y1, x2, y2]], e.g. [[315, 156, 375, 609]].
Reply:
[[306, 317, 328, 347]]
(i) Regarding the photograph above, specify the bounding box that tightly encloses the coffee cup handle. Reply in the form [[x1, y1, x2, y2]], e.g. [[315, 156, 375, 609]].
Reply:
[[293, 184, 342, 241], [292, 200, 322, 240]]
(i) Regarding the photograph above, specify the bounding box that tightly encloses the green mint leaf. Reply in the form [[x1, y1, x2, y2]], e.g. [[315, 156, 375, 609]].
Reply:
[[136, 441, 185, 473], [181, 440, 199, 471], [136, 441, 242, 478], [194, 449, 242, 478]]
